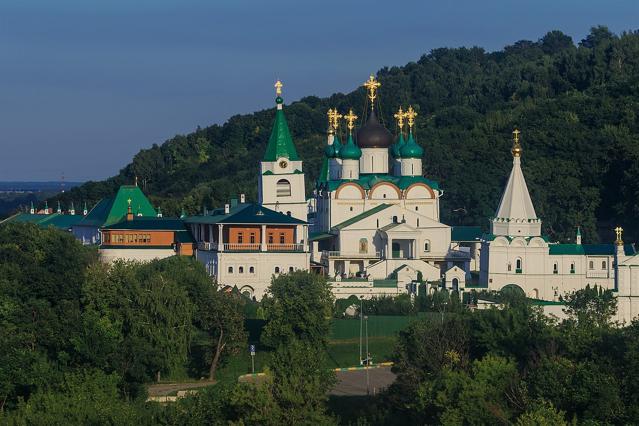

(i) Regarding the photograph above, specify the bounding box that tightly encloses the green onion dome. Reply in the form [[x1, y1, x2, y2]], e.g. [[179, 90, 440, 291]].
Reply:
[[324, 144, 335, 158], [339, 133, 362, 160], [391, 133, 405, 158], [399, 131, 424, 158], [329, 135, 342, 158]]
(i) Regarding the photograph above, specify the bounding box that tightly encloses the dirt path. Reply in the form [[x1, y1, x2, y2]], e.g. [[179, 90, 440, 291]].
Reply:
[[147, 380, 216, 396]]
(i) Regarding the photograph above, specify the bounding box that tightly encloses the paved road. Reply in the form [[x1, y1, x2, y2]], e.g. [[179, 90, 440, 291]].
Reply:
[[331, 367, 395, 396]]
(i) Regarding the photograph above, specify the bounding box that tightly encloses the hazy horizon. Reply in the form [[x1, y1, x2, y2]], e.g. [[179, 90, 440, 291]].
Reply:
[[1, 0, 637, 181]]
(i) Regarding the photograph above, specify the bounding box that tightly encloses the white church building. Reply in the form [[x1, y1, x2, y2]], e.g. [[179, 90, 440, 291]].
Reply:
[[479, 129, 639, 323], [309, 77, 473, 299]]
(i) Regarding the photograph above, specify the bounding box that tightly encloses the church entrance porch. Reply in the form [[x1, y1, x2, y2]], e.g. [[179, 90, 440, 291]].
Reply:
[[378, 222, 421, 260]]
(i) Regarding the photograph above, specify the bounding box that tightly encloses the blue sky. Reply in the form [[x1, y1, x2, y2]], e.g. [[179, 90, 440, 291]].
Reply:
[[0, 0, 637, 181]]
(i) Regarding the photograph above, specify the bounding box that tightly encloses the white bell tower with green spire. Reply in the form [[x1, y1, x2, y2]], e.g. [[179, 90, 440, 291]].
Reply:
[[258, 80, 307, 221]]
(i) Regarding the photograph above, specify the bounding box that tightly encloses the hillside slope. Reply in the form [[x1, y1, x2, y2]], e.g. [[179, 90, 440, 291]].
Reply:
[[56, 27, 639, 243]]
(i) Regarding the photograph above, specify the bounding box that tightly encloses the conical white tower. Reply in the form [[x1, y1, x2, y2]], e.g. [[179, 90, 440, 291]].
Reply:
[[491, 129, 541, 237]]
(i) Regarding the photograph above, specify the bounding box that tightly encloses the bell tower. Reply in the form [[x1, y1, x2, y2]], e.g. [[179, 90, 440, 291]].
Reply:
[[258, 80, 307, 221]]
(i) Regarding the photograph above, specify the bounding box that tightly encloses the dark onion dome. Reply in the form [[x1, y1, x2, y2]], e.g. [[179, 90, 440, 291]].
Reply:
[[356, 109, 393, 149], [391, 133, 405, 158], [339, 133, 362, 160], [400, 131, 424, 158]]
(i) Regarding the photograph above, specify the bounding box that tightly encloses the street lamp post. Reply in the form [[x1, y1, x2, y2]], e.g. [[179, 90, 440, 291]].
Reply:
[[365, 314, 370, 395], [359, 297, 364, 365]]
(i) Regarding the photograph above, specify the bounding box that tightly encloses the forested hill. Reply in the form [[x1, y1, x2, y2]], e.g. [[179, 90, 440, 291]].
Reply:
[[57, 27, 639, 243]]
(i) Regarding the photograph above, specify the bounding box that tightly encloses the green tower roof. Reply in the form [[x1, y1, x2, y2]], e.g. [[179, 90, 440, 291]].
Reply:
[[263, 97, 300, 162], [339, 133, 362, 160], [400, 131, 424, 158], [391, 133, 405, 158]]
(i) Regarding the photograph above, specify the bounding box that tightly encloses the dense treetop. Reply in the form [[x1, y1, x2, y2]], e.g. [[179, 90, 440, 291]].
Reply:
[[56, 27, 639, 242]]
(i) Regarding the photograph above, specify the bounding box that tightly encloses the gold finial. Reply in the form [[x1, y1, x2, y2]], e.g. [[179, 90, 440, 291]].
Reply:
[[405, 105, 417, 130], [344, 108, 358, 133], [394, 106, 406, 130], [127, 198, 132, 206], [363, 75, 381, 109], [512, 128, 522, 157], [274, 80, 283, 96], [327, 108, 343, 134], [615, 226, 624, 245]]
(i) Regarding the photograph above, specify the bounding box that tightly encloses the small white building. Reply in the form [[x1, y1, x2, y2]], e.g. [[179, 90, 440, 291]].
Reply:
[[480, 130, 639, 323]]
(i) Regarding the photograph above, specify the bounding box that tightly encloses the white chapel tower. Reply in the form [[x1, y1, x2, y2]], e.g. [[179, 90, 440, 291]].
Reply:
[[258, 81, 307, 221]]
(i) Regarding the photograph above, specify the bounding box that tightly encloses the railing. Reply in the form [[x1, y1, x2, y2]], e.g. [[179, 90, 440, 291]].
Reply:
[[267, 243, 304, 252], [224, 243, 261, 252], [322, 250, 381, 259], [197, 242, 305, 252]]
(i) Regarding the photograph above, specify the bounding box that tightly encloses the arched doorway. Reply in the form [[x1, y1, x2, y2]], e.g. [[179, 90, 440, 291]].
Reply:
[[452, 278, 459, 291]]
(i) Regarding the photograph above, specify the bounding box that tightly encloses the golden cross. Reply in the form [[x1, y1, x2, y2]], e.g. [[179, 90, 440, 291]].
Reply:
[[513, 129, 521, 143], [344, 108, 358, 133], [274, 80, 283, 96], [615, 226, 624, 242], [405, 105, 417, 130], [327, 108, 343, 133], [363, 75, 381, 106], [394, 106, 406, 130], [127, 198, 132, 206]]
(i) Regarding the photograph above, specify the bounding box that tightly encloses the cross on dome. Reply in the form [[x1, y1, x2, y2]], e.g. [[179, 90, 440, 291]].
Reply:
[[615, 226, 624, 244], [394, 106, 406, 130], [405, 105, 417, 130], [512, 128, 522, 157], [327, 108, 343, 133], [274, 80, 283, 96], [344, 109, 358, 134], [363, 75, 381, 109]]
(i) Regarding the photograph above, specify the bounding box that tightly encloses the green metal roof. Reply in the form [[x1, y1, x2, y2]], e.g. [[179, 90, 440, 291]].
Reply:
[[1, 212, 84, 230], [185, 202, 306, 225], [451, 226, 483, 242], [309, 232, 334, 241], [321, 174, 440, 193], [549, 243, 636, 256], [391, 133, 405, 158], [373, 279, 398, 288], [76, 186, 156, 228], [263, 100, 300, 162], [339, 134, 362, 160], [399, 131, 424, 158], [332, 204, 392, 230]]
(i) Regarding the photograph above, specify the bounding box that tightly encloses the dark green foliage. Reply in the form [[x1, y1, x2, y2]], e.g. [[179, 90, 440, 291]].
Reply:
[[56, 28, 639, 243], [383, 288, 639, 425]]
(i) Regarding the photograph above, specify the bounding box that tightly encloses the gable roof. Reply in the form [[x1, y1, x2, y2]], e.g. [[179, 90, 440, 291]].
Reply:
[[185, 202, 306, 225], [332, 204, 392, 230], [75, 186, 156, 228]]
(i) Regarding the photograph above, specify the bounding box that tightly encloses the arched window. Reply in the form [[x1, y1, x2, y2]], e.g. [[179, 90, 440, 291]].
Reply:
[[452, 278, 459, 290], [392, 216, 398, 223], [349, 206, 353, 211], [359, 238, 368, 254], [383, 193, 387, 199], [553, 262, 558, 274], [249, 266, 255, 273], [239, 266, 244, 274], [516, 258, 522, 273], [417, 218, 420, 227], [415, 206, 419, 211], [228, 266, 233, 274], [602, 260, 607, 269], [570, 263, 575, 274], [289, 266, 294, 272], [589, 260, 594, 270], [274, 266, 280, 273], [533, 288, 539, 299], [424, 240, 430, 252], [276, 179, 291, 197]]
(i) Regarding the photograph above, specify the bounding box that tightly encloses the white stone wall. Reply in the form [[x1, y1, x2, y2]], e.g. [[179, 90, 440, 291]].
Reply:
[[99, 248, 176, 263], [359, 148, 389, 174], [258, 157, 307, 222], [400, 158, 422, 176], [197, 249, 310, 300]]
